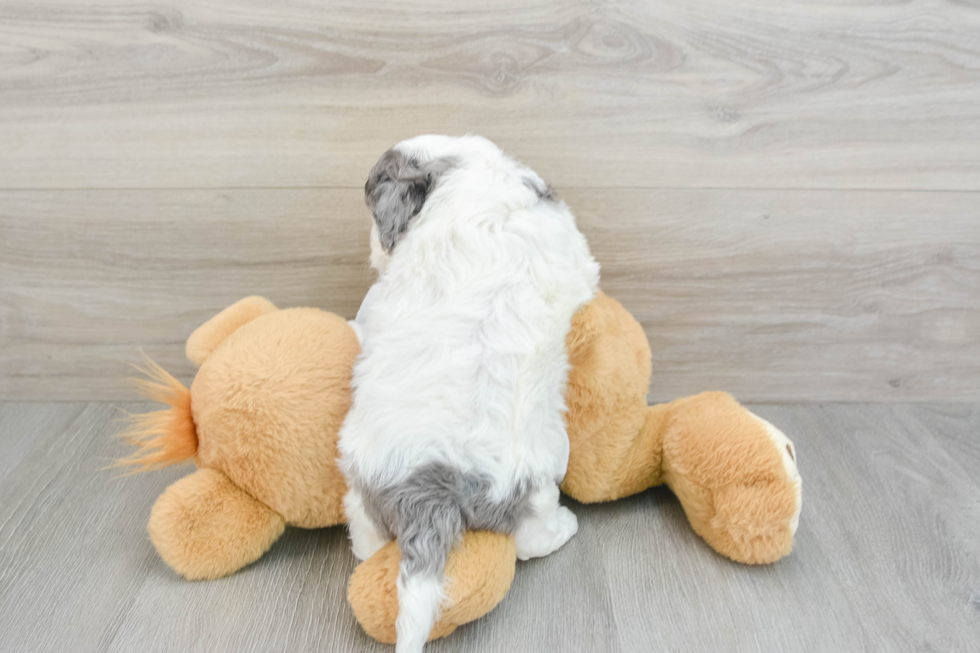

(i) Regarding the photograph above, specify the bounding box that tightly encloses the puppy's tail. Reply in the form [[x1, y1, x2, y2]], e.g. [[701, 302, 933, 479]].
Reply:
[[395, 568, 448, 653], [114, 354, 197, 473], [393, 481, 464, 653]]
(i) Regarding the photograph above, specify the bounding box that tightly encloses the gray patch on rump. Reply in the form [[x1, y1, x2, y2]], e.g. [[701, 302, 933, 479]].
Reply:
[[364, 149, 455, 253], [357, 462, 533, 577]]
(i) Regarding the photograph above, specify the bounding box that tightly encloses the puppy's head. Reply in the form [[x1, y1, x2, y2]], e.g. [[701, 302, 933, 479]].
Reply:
[[364, 139, 455, 272], [364, 135, 555, 272]]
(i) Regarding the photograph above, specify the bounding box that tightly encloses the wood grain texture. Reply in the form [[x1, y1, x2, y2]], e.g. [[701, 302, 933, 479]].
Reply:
[[2, 0, 978, 400], [1, 0, 980, 190], [1, 402, 978, 652], [2, 188, 977, 401]]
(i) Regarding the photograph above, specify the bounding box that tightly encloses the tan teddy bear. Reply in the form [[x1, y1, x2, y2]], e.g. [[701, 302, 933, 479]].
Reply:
[[119, 291, 801, 643]]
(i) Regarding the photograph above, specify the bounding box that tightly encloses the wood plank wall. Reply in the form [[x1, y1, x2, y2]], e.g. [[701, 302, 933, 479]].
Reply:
[[1, 0, 978, 401]]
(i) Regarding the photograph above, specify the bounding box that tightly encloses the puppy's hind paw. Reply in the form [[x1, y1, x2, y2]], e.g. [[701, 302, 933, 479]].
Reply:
[[515, 506, 578, 561]]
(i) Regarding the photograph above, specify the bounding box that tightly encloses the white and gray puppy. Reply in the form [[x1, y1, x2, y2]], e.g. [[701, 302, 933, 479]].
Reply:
[[339, 135, 599, 653]]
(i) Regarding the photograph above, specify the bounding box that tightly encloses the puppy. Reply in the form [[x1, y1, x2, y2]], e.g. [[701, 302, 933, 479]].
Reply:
[[339, 135, 599, 652]]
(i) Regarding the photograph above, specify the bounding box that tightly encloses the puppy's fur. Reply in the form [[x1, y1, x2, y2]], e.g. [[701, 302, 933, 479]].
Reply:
[[339, 135, 599, 653]]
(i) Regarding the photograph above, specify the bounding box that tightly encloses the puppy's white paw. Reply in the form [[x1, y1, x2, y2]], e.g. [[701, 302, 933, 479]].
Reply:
[[550, 505, 579, 548], [515, 506, 579, 561], [350, 522, 388, 562], [344, 490, 389, 561]]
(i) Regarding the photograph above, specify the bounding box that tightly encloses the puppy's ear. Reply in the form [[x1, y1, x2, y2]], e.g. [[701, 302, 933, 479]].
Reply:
[[521, 172, 557, 202], [365, 150, 453, 253]]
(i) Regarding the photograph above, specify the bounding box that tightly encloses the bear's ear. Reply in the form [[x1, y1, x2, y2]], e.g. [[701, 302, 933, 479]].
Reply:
[[364, 149, 454, 253]]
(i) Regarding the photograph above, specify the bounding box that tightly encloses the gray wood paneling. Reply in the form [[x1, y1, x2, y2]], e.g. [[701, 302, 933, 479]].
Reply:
[[0, 1, 979, 190], [1, 0, 978, 399], [2, 189, 976, 401]]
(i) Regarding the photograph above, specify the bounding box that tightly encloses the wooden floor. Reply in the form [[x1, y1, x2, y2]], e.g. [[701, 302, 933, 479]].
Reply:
[[2, 0, 979, 403], [1, 401, 978, 652]]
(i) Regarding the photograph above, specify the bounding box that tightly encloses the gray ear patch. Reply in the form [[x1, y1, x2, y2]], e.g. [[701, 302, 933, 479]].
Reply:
[[364, 149, 454, 253], [522, 175, 557, 202]]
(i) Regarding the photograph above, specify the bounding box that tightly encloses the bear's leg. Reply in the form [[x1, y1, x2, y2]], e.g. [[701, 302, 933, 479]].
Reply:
[[348, 531, 517, 644], [660, 392, 802, 564], [148, 468, 286, 580]]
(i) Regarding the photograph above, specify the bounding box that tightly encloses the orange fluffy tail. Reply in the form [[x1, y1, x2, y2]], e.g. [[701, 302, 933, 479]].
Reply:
[[115, 355, 198, 473]]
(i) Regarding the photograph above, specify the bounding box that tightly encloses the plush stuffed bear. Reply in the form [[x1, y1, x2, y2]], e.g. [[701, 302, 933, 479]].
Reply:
[[119, 291, 801, 643]]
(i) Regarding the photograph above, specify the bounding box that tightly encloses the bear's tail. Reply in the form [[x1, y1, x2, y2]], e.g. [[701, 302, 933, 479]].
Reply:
[[115, 354, 197, 473]]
